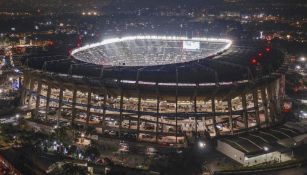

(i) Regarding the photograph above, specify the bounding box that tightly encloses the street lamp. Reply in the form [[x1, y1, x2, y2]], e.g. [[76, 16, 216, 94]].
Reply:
[[81, 133, 85, 144], [299, 57, 305, 62], [264, 146, 269, 164], [198, 141, 206, 149], [15, 114, 20, 119], [292, 142, 297, 157]]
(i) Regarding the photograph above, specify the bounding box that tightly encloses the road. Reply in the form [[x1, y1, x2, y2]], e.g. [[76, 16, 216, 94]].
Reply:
[[257, 165, 307, 175]]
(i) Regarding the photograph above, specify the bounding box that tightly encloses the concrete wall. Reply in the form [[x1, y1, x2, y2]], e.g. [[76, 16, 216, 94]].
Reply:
[[216, 140, 245, 164], [217, 140, 292, 166], [244, 151, 289, 166], [25, 120, 54, 134]]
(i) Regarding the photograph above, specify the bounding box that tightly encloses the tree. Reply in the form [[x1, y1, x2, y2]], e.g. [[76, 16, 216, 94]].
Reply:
[[85, 142, 100, 160], [56, 127, 69, 143], [50, 163, 87, 175]]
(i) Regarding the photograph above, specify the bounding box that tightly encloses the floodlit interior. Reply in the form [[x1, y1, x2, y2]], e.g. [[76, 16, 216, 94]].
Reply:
[[72, 36, 232, 66]]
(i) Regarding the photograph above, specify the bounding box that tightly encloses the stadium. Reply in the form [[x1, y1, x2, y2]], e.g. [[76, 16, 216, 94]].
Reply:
[[19, 35, 286, 144]]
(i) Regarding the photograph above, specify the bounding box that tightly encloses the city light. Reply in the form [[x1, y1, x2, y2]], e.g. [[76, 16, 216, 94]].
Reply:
[[198, 141, 206, 149], [299, 57, 305, 62], [286, 34, 291, 39], [251, 58, 257, 65], [263, 146, 269, 151], [258, 51, 263, 57]]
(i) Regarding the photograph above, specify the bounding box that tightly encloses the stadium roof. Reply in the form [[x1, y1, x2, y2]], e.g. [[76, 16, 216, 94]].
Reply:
[[19, 39, 285, 98], [71, 36, 232, 67], [220, 126, 302, 156]]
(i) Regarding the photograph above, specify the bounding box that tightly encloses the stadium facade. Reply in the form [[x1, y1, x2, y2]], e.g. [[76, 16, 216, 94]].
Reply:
[[19, 36, 287, 144]]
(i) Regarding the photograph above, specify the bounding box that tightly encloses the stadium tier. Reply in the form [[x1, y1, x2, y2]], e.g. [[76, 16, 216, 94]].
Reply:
[[18, 35, 287, 144]]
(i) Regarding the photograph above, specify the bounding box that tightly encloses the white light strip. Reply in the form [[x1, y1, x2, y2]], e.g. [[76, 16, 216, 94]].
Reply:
[[199, 83, 216, 86], [120, 79, 248, 86], [71, 35, 232, 56]]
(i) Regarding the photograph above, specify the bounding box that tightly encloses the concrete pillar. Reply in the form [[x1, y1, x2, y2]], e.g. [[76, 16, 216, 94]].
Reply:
[[102, 93, 107, 128], [175, 90, 178, 143], [57, 87, 64, 124], [271, 82, 280, 120], [27, 79, 35, 109], [211, 98, 218, 136], [253, 90, 260, 127], [194, 96, 197, 133], [267, 85, 275, 123], [86, 90, 92, 126], [175, 69, 178, 143], [137, 91, 141, 139], [202, 99, 208, 131], [21, 74, 30, 105], [241, 94, 248, 129], [45, 84, 51, 120], [155, 85, 160, 143], [35, 80, 42, 115], [228, 97, 234, 134], [58, 87, 64, 112], [119, 90, 124, 138], [260, 87, 269, 127], [274, 80, 282, 117], [71, 88, 77, 126], [128, 116, 131, 129]]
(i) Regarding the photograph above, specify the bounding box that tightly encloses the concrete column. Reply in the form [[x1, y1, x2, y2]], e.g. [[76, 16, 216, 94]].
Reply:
[[27, 79, 35, 109], [35, 80, 42, 115], [71, 88, 77, 126], [267, 85, 275, 123], [21, 74, 30, 105], [119, 90, 124, 138], [175, 90, 178, 143], [274, 80, 282, 117], [228, 97, 234, 134], [155, 93, 160, 143], [45, 84, 51, 120], [58, 87, 64, 112], [211, 98, 218, 136], [260, 87, 269, 126], [271, 82, 280, 120], [253, 90, 260, 127], [194, 96, 197, 133], [137, 91, 141, 139], [86, 90, 92, 126], [57, 87, 64, 124], [102, 93, 107, 128], [241, 94, 248, 129], [175, 69, 178, 143], [128, 116, 131, 130], [203, 99, 208, 131]]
